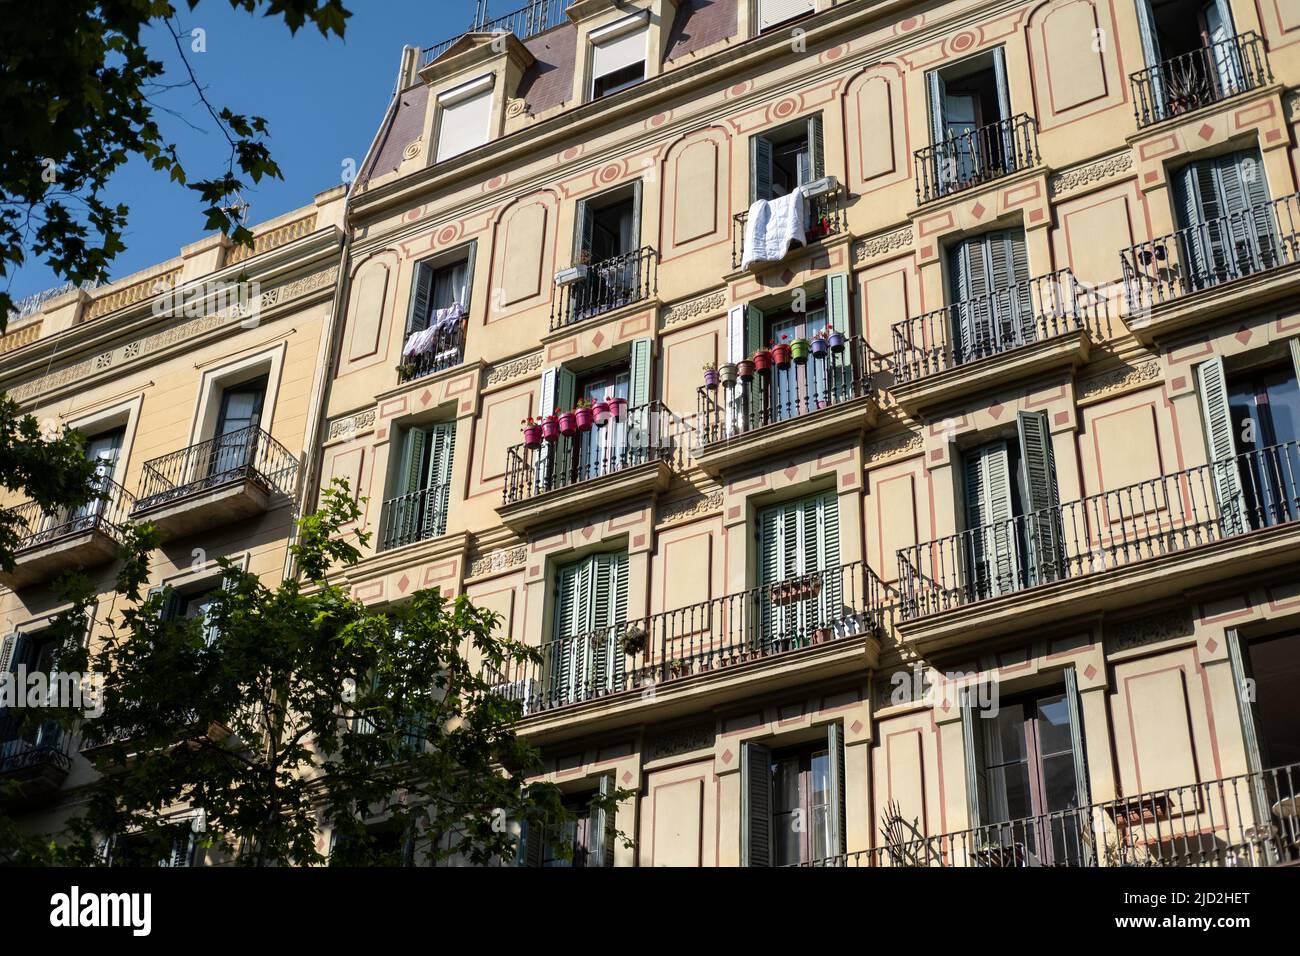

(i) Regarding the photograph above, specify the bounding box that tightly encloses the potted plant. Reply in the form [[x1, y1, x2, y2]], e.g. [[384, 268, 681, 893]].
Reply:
[[702, 361, 720, 390], [541, 412, 560, 443], [574, 398, 594, 432], [752, 346, 773, 375], [668, 658, 689, 679], [521, 416, 543, 449], [737, 358, 756, 381], [810, 328, 829, 359], [397, 362, 417, 378], [771, 335, 792, 368], [719, 361, 738, 388], [607, 395, 627, 420], [827, 328, 847, 352], [557, 407, 577, 438], [790, 335, 810, 364], [592, 397, 611, 427], [619, 624, 648, 657]]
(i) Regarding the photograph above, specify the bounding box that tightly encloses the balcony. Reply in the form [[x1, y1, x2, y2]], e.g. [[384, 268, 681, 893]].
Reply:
[[914, 114, 1039, 205], [498, 401, 686, 532], [421, 0, 571, 67], [397, 317, 465, 385], [550, 246, 658, 333], [0, 477, 135, 590], [802, 762, 1300, 868], [1130, 32, 1272, 130], [378, 483, 449, 551], [890, 269, 1098, 415], [732, 182, 847, 270], [0, 724, 72, 807], [488, 559, 888, 735], [897, 440, 1300, 650], [1121, 193, 1300, 344], [694, 337, 877, 475], [131, 426, 298, 539]]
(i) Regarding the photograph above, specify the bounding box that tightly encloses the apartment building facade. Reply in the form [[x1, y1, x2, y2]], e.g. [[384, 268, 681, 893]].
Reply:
[[4, 0, 1300, 868]]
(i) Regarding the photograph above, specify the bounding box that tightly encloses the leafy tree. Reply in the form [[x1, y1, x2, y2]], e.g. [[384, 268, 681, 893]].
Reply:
[[0, 0, 351, 328], [54, 483, 630, 866]]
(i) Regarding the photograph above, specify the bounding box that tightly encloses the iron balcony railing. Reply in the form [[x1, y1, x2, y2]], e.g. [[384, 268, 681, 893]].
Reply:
[[397, 319, 466, 384], [1130, 32, 1271, 129], [421, 0, 571, 67], [914, 114, 1039, 204], [550, 246, 658, 331], [502, 401, 686, 506], [898, 439, 1300, 620], [0, 723, 72, 777], [378, 483, 450, 551], [7, 475, 136, 552], [133, 425, 299, 513], [488, 559, 890, 715], [1122, 192, 1300, 311], [801, 762, 1300, 867], [695, 336, 873, 447], [732, 184, 846, 269], [891, 269, 1101, 385]]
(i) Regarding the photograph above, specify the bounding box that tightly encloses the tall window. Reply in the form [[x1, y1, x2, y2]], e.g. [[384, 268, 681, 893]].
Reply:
[[386, 422, 455, 548], [518, 776, 616, 867], [948, 229, 1032, 363], [0, 630, 61, 761], [434, 75, 493, 163], [210, 377, 267, 480], [590, 16, 647, 99], [404, 248, 472, 375], [741, 725, 846, 866], [550, 552, 628, 705], [1173, 149, 1276, 290], [750, 115, 824, 202], [756, 491, 841, 653], [1136, 0, 1247, 115], [926, 48, 1013, 192], [159, 582, 222, 646]]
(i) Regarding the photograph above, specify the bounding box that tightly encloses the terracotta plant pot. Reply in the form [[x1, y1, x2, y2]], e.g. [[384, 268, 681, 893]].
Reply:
[[753, 349, 772, 374], [574, 407, 594, 432], [772, 343, 792, 368], [557, 412, 577, 437], [790, 338, 810, 363], [522, 425, 542, 449], [737, 360, 755, 381], [719, 362, 738, 388], [703, 368, 720, 389], [812, 626, 833, 644], [541, 417, 560, 442], [827, 330, 847, 352], [592, 400, 610, 426], [810, 337, 829, 359]]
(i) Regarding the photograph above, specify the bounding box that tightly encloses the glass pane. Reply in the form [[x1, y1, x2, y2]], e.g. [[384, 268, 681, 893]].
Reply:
[[1036, 694, 1073, 756], [809, 751, 830, 807], [987, 763, 1032, 823], [773, 811, 800, 866], [1264, 366, 1300, 447], [772, 756, 800, 813], [810, 805, 830, 861], [1042, 752, 1080, 813], [989, 703, 1028, 765]]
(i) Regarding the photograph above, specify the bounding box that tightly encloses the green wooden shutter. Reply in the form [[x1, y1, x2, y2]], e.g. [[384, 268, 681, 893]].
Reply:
[[751, 135, 774, 203], [573, 199, 595, 263], [1062, 667, 1091, 809], [951, 237, 994, 361], [965, 442, 1019, 597], [806, 113, 825, 182], [590, 552, 628, 694], [406, 261, 434, 335], [826, 722, 847, 858], [1196, 356, 1247, 535], [740, 740, 773, 867], [960, 690, 989, 828], [1016, 411, 1063, 584], [825, 273, 850, 333], [517, 818, 545, 867], [589, 774, 616, 867], [1134, 0, 1165, 118], [423, 422, 455, 538], [628, 338, 652, 457], [395, 427, 428, 545], [927, 70, 947, 145], [552, 561, 582, 701], [629, 180, 643, 253]]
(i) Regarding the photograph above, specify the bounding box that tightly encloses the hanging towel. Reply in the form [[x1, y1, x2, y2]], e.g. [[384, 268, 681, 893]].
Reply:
[[741, 185, 809, 270], [403, 303, 466, 359]]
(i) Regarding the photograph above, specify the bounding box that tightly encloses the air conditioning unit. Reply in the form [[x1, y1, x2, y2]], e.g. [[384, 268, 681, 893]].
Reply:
[[803, 175, 839, 198], [554, 265, 589, 287]]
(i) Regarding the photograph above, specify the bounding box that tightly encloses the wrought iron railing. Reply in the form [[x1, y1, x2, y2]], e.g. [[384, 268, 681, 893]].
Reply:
[[133, 425, 299, 513], [398, 319, 466, 384], [421, 0, 572, 66], [488, 559, 890, 715], [914, 114, 1038, 204], [891, 269, 1101, 385], [898, 439, 1300, 620], [1130, 32, 1271, 129], [502, 401, 686, 505], [695, 336, 873, 447], [732, 185, 846, 269], [7, 475, 136, 553], [801, 762, 1300, 867], [1122, 192, 1300, 311], [550, 246, 658, 331], [0, 723, 72, 776], [379, 483, 451, 551]]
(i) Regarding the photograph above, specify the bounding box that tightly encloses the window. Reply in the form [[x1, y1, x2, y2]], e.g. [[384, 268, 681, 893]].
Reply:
[[750, 115, 824, 202], [756, 0, 815, 33], [385, 422, 455, 548], [756, 490, 841, 652], [434, 75, 494, 163], [160, 582, 222, 646], [925, 48, 1014, 194], [518, 776, 616, 867], [210, 376, 267, 480], [741, 725, 846, 866], [0, 631, 61, 760], [947, 229, 1032, 363], [1173, 149, 1276, 290], [1239, 631, 1300, 773], [962, 411, 1062, 599], [403, 248, 472, 380], [566, 182, 646, 322], [589, 16, 647, 99], [1136, 0, 1245, 96], [105, 826, 197, 867], [962, 676, 1089, 866], [549, 552, 628, 705]]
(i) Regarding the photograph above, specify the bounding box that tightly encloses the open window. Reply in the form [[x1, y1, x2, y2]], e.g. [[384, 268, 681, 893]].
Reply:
[[209, 376, 267, 482], [741, 724, 847, 866], [434, 74, 494, 163], [589, 14, 648, 100], [383, 422, 455, 549], [517, 775, 616, 867], [0, 629, 64, 769], [924, 48, 1017, 195], [157, 579, 222, 646], [565, 182, 647, 323], [1135, 0, 1249, 119], [750, 115, 824, 203], [402, 244, 473, 381]]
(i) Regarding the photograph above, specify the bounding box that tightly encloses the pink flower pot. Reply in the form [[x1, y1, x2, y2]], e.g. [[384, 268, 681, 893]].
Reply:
[[592, 400, 610, 426], [557, 412, 577, 437], [541, 417, 559, 442], [608, 397, 627, 421], [522, 425, 542, 449], [575, 407, 594, 431]]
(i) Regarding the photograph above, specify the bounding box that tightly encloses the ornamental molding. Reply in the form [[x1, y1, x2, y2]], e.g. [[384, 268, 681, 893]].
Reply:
[[402, 140, 422, 161], [327, 408, 377, 441], [1105, 609, 1194, 654], [8, 265, 337, 404], [646, 724, 714, 760], [864, 430, 923, 464], [485, 351, 543, 387], [1076, 360, 1160, 403], [506, 98, 530, 118], [852, 226, 913, 264], [657, 489, 723, 524], [662, 289, 727, 327], [468, 545, 528, 578], [1286, 91, 1300, 122], [1048, 151, 1135, 197]]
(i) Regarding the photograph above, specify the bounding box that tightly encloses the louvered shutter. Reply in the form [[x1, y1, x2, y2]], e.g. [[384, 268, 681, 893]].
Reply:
[[1196, 356, 1247, 535], [589, 774, 616, 867], [825, 273, 850, 333], [725, 304, 748, 436], [0, 633, 19, 676], [423, 422, 455, 538], [825, 274, 853, 397], [757, 0, 814, 31], [590, 552, 628, 695], [806, 113, 825, 182], [960, 690, 989, 828], [740, 741, 773, 867], [1062, 667, 1092, 810], [1176, 159, 1231, 287], [516, 819, 545, 867], [751, 135, 774, 203], [406, 262, 434, 336], [551, 561, 582, 704], [991, 47, 1014, 173], [536, 367, 559, 490], [1134, 0, 1166, 119], [927, 71, 948, 145], [1290, 338, 1300, 387], [1017, 411, 1063, 585], [628, 338, 652, 457], [1221, 151, 1277, 274], [965, 442, 1019, 599], [826, 722, 847, 858], [757, 502, 782, 651], [573, 199, 595, 263], [392, 427, 427, 545], [951, 238, 994, 362]]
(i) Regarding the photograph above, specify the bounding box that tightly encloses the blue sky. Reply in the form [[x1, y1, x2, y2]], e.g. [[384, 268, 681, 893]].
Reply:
[[9, 0, 482, 301]]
